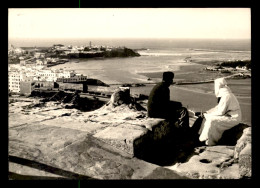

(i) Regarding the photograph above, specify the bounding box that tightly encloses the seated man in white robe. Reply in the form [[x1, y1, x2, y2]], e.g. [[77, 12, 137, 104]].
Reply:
[[198, 77, 242, 146]]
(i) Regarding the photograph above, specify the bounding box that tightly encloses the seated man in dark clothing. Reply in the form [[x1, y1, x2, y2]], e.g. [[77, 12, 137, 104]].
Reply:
[[147, 71, 189, 130]]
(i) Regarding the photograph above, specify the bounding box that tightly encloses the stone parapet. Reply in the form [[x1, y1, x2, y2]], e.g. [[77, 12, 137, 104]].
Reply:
[[8, 94, 188, 179], [8, 87, 252, 179]]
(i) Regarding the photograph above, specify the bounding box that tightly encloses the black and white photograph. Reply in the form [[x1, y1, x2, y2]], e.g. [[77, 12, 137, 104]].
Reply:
[[8, 8, 251, 180]]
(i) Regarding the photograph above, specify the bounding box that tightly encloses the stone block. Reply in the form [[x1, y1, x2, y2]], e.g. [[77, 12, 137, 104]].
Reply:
[[129, 118, 165, 131], [92, 118, 174, 157], [152, 120, 171, 141], [93, 126, 147, 156]]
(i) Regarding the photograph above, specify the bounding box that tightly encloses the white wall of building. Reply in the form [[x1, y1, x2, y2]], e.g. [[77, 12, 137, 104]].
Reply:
[[8, 71, 21, 93]]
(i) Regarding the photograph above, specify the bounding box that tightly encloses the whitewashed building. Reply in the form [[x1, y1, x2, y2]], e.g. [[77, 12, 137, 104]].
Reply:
[[56, 70, 75, 78], [36, 69, 57, 82], [8, 71, 21, 93], [8, 63, 85, 92]]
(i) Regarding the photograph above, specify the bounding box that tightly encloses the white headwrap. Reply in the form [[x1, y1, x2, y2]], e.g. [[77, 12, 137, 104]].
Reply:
[[214, 78, 230, 97]]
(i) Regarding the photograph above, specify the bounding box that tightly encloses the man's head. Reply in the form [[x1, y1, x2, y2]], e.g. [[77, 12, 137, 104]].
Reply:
[[162, 71, 174, 86]]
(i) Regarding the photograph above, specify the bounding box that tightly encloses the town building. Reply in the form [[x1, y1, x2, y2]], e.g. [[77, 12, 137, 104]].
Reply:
[[55, 70, 75, 78], [8, 71, 22, 93], [56, 73, 87, 83], [34, 52, 46, 59], [8, 54, 88, 93], [36, 59, 47, 65], [33, 81, 56, 88], [20, 81, 33, 95], [13, 48, 26, 55], [35, 69, 57, 81], [20, 80, 57, 95]]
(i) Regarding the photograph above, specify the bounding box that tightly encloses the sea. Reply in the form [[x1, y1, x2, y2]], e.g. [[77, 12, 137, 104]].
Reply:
[[9, 38, 251, 85]]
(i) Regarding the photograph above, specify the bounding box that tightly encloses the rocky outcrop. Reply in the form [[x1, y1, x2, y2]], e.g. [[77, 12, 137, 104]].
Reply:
[[103, 47, 140, 58], [234, 127, 252, 178], [110, 87, 132, 106]]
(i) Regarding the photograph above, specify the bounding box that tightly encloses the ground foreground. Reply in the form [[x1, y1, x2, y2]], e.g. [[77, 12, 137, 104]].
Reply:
[[8, 88, 251, 180]]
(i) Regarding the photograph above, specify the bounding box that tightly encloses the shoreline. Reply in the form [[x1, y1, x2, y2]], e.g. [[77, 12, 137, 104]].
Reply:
[[47, 53, 250, 86]]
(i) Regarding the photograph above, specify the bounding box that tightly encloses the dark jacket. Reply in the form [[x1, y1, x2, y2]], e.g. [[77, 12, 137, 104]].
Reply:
[[147, 82, 172, 119], [147, 82, 183, 119]]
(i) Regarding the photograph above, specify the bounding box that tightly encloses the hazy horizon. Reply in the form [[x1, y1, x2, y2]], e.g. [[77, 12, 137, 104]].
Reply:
[[8, 37, 251, 53], [9, 37, 251, 48]]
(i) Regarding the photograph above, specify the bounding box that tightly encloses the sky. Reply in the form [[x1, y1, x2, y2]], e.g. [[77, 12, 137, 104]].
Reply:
[[8, 8, 251, 40]]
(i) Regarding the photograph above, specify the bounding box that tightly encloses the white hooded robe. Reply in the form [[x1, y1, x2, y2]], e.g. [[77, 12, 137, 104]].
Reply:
[[199, 78, 242, 146]]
